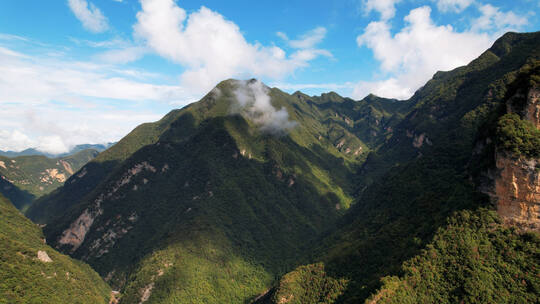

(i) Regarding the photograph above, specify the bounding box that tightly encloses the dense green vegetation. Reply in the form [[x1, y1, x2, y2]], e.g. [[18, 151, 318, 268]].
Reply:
[[270, 263, 349, 304], [0, 194, 111, 303], [496, 113, 540, 157], [0, 178, 35, 213], [0, 148, 99, 211], [260, 31, 540, 304], [119, 231, 272, 304], [367, 209, 539, 303]]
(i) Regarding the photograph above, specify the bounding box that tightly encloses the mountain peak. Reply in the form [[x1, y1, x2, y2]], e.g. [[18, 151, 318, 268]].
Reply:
[[489, 31, 540, 58]]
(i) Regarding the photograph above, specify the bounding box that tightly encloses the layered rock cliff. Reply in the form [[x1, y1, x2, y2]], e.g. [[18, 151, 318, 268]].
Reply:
[[486, 86, 540, 231], [491, 153, 540, 230]]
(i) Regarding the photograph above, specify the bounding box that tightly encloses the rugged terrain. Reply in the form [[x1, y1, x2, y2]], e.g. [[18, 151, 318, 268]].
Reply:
[[261, 31, 540, 303], [22, 31, 540, 303], [27, 78, 410, 303], [0, 149, 99, 211]]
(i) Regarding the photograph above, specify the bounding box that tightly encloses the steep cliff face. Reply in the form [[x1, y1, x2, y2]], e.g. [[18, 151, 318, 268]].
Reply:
[[491, 153, 540, 231], [488, 86, 540, 231]]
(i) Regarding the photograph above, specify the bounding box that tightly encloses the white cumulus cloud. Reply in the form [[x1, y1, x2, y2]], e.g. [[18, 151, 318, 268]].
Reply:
[[68, 0, 109, 33], [133, 0, 330, 96], [36, 135, 70, 155], [353, 4, 528, 100], [1, 1, 333, 153], [472, 4, 528, 34], [0, 130, 35, 152], [0, 42, 178, 154]]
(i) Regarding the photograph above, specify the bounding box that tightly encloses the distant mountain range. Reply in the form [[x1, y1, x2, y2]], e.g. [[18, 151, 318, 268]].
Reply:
[[0, 144, 115, 211], [0, 143, 115, 158]]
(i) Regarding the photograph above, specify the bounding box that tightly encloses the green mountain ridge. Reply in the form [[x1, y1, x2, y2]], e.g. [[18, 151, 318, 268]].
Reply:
[[18, 31, 540, 304], [27, 78, 410, 303], [261, 31, 540, 303]]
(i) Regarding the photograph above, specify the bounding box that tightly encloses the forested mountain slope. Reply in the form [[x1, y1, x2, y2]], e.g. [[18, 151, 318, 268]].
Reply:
[[0, 194, 112, 303], [28, 77, 410, 303], [261, 31, 540, 304]]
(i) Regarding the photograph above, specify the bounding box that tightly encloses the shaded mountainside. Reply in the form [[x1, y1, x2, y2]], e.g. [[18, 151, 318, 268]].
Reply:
[[25, 31, 540, 304], [261, 32, 540, 303], [28, 79, 409, 303], [0, 194, 111, 304], [0, 149, 99, 211]]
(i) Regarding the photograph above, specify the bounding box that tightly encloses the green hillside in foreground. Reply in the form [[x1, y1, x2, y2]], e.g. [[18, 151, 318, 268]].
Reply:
[[0, 194, 111, 304], [0, 149, 99, 211]]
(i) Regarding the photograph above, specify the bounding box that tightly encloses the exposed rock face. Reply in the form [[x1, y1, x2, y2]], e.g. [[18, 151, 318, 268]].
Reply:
[[37, 250, 52, 262], [57, 198, 103, 252], [57, 162, 157, 255], [490, 154, 540, 231], [483, 86, 540, 231], [60, 160, 74, 175], [138, 282, 154, 304], [41, 168, 67, 183], [88, 212, 137, 258]]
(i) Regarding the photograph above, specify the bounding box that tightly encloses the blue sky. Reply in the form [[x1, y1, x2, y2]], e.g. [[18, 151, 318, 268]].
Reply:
[[0, 0, 538, 153]]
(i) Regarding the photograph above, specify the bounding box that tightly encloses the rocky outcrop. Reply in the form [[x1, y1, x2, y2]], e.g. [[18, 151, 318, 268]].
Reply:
[[487, 154, 540, 231], [45, 168, 66, 183], [138, 283, 154, 304], [39, 168, 67, 184], [60, 160, 74, 175], [37, 250, 52, 262], [57, 161, 157, 254], [89, 212, 137, 258], [57, 198, 104, 252], [483, 86, 540, 231]]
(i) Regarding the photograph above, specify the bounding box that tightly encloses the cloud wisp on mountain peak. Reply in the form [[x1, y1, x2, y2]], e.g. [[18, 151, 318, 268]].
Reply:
[[0, 0, 536, 153], [232, 79, 297, 135]]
